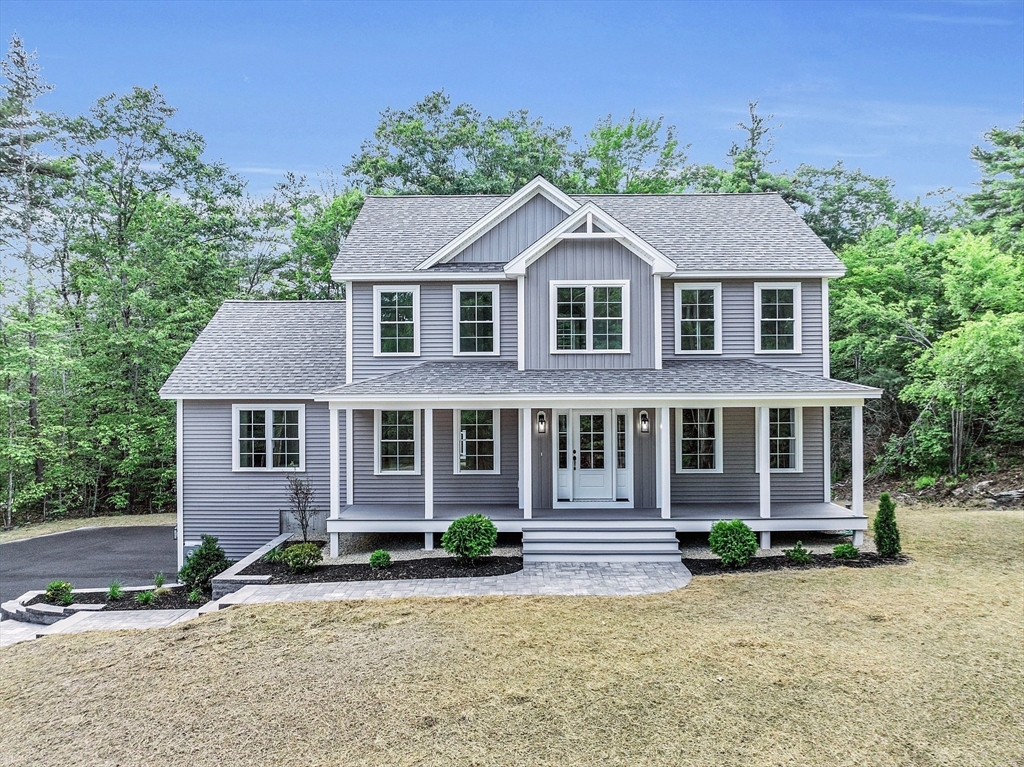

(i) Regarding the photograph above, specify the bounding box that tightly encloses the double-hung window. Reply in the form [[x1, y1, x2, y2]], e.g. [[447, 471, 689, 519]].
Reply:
[[676, 407, 722, 473], [375, 410, 420, 474], [675, 283, 722, 354], [374, 285, 420, 356], [233, 404, 305, 471], [455, 409, 499, 473], [453, 285, 500, 355], [755, 282, 802, 353], [755, 407, 803, 472], [550, 281, 629, 353]]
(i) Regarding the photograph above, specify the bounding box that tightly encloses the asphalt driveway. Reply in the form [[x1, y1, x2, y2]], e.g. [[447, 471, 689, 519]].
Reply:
[[0, 526, 177, 603]]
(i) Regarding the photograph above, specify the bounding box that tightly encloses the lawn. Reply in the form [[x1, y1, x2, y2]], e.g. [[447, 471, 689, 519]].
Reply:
[[1, 504, 1021, 767], [0, 512, 177, 544]]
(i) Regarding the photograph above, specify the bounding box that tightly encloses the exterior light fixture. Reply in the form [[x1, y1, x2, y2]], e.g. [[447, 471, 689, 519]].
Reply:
[[537, 411, 547, 434], [639, 410, 650, 433]]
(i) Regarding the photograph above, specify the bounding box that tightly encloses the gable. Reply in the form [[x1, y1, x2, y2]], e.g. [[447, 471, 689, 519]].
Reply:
[[452, 193, 569, 264]]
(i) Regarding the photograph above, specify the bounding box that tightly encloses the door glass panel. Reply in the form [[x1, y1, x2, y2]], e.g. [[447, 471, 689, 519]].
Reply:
[[557, 414, 568, 470], [578, 414, 605, 470], [616, 413, 627, 470]]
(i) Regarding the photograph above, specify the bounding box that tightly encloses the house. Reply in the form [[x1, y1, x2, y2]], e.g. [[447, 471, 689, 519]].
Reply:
[[160, 177, 881, 566]]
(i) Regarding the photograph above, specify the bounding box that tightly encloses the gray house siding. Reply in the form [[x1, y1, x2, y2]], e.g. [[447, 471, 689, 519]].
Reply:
[[633, 407, 657, 508], [181, 399, 340, 560], [351, 280, 517, 382], [532, 408, 553, 509], [452, 194, 567, 263], [662, 279, 825, 375], [433, 408, 520, 505], [670, 407, 825, 504], [524, 240, 657, 369], [352, 408, 424, 503]]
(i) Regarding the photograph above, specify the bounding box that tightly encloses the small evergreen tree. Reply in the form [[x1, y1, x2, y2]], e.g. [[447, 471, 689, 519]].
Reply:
[[874, 493, 902, 557], [178, 534, 231, 591]]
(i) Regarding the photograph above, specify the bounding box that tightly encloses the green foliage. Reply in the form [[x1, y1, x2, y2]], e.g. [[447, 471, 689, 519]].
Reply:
[[874, 493, 902, 557], [281, 542, 323, 573], [45, 580, 73, 606], [153, 571, 165, 588], [106, 580, 123, 601], [262, 545, 286, 564], [708, 520, 758, 568], [187, 588, 204, 604], [966, 119, 1024, 254], [441, 514, 498, 564], [783, 541, 813, 565], [832, 544, 860, 560], [134, 589, 156, 605], [178, 534, 231, 591], [369, 549, 392, 569], [914, 476, 936, 490]]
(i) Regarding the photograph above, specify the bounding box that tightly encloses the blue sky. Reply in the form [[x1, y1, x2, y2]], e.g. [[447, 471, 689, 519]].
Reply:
[[2, 0, 1021, 199]]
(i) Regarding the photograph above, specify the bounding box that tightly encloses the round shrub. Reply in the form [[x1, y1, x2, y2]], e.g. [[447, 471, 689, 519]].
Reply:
[[708, 519, 758, 567], [874, 492, 902, 557], [178, 534, 232, 592], [832, 543, 859, 560], [369, 549, 392, 569], [442, 514, 498, 564], [282, 542, 323, 573], [783, 541, 813, 565], [45, 581, 74, 606]]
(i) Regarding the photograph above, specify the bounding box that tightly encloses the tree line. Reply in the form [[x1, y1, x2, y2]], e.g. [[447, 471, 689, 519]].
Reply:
[[1, 34, 1021, 526]]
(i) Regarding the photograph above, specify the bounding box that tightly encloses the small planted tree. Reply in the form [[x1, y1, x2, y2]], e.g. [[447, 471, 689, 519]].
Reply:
[[708, 519, 758, 567], [874, 492, 902, 557], [442, 514, 498, 565], [283, 474, 319, 542]]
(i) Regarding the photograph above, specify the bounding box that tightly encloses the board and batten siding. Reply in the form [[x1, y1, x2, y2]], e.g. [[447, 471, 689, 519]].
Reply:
[[670, 407, 825, 504], [662, 279, 825, 375], [452, 194, 568, 263], [181, 400, 340, 559], [351, 280, 517, 381], [432, 409, 520, 504], [632, 406, 658, 508], [524, 239, 657, 369]]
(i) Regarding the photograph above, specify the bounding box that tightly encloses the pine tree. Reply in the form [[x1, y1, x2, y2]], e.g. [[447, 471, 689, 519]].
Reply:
[[874, 492, 902, 557]]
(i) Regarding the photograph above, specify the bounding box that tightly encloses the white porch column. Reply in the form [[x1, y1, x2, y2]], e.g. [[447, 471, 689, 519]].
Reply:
[[345, 408, 354, 506], [424, 407, 434, 520], [521, 407, 533, 519], [852, 404, 864, 517], [329, 406, 340, 558], [758, 406, 771, 519], [659, 407, 671, 519]]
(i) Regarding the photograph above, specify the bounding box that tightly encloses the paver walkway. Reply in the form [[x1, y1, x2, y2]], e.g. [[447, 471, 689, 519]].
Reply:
[[218, 561, 692, 607], [0, 609, 198, 647]]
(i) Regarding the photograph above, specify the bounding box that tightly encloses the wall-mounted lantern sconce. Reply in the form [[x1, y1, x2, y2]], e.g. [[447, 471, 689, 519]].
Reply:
[[537, 411, 547, 434], [639, 410, 650, 434]]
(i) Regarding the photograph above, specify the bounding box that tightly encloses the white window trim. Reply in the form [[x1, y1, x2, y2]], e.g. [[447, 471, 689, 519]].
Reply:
[[675, 407, 724, 474], [374, 408, 421, 475], [452, 284, 501, 357], [549, 280, 631, 355], [373, 285, 421, 357], [754, 282, 802, 354], [231, 403, 306, 472], [674, 282, 722, 355], [755, 406, 804, 473], [453, 408, 501, 475]]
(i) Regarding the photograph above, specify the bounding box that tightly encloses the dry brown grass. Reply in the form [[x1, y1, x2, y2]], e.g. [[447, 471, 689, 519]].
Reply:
[[2, 504, 1022, 767], [0, 513, 176, 544]]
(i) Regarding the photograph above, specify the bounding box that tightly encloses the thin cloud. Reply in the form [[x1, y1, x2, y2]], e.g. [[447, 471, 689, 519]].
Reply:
[[892, 12, 1015, 26], [236, 167, 291, 175]]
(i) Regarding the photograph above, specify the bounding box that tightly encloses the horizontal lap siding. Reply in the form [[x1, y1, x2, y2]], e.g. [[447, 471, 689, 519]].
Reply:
[[351, 280, 517, 381], [453, 195, 567, 263], [181, 400, 338, 560], [352, 409, 424, 503], [433, 409, 520, 504], [525, 240, 656, 369], [662, 279, 824, 375], [772, 406, 825, 502]]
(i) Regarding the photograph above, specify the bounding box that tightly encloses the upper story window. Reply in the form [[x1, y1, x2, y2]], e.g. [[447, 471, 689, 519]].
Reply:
[[375, 409, 420, 474], [676, 407, 722, 473], [456, 409, 499, 473], [674, 283, 722, 354], [453, 285, 500, 356], [756, 407, 804, 473], [550, 280, 630, 354], [374, 285, 420, 356], [232, 404, 305, 472], [755, 282, 802, 354]]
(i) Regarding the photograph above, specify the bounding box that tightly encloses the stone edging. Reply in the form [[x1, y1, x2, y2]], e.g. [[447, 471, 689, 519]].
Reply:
[[211, 533, 291, 599], [1, 584, 167, 626]]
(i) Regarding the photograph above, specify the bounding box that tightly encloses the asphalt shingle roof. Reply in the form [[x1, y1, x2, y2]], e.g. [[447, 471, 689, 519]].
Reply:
[[320, 360, 878, 398], [160, 301, 346, 397], [333, 192, 842, 275]]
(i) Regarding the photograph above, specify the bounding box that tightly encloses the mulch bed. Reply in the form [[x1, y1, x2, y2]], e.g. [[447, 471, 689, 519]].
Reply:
[[241, 555, 524, 583], [27, 587, 203, 611], [683, 552, 911, 576]]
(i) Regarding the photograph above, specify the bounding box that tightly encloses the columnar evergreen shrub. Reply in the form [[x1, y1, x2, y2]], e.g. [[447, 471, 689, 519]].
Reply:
[[442, 515, 498, 564], [178, 534, 231, 592], [874, 492, 902, 557], [708, 520, 758, 567]]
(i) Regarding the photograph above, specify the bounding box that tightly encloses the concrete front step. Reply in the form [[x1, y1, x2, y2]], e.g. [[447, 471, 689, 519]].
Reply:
[[526, 540, 681, 553], [523, 527, 676, 541], [524, 552, 683, 563], [522, 523, 681, 563]]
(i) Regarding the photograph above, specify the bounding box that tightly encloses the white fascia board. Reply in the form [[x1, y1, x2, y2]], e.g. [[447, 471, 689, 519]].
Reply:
[[504, 202, 676, 277], [314, 392, 880, 407], [669, 269, 846, 279], [415, 177, 580, 270], [330, 271, 511, 282]]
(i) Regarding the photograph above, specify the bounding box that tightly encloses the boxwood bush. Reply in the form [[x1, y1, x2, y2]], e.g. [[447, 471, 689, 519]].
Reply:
[[708, 519, 758, 567], [833, 543, 860, 560], [442, 514, 498, 564], [282, 542, 323, 573], [369, 549, 392, 569], [178, 534, 231, 592]]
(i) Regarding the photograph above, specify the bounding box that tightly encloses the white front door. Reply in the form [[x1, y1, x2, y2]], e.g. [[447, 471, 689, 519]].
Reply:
[[573, 411, 613, 500]]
